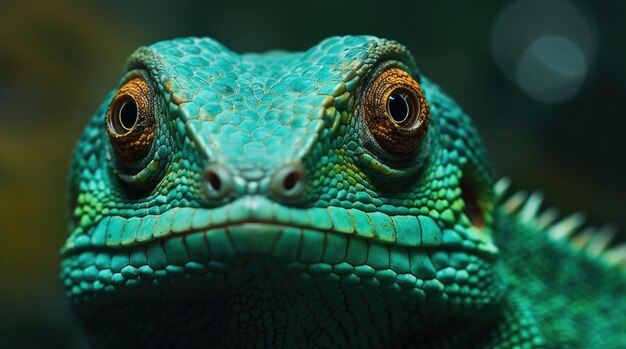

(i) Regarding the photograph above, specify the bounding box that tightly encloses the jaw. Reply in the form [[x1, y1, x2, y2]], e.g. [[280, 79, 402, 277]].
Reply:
[[72, 265, 496, 349], [63, 221, 504, 347], [72, 253, 422, 348]]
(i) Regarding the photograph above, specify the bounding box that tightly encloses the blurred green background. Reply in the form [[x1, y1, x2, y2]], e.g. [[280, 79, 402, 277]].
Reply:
[[0, 0, 624, 347]]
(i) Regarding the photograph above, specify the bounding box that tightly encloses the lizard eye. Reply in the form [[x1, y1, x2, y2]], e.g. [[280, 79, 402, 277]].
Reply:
[[387, 88, 413, 125], [361, 67, 430, 155], [106, 77, 156, 161], [111, 96, 138, 134]]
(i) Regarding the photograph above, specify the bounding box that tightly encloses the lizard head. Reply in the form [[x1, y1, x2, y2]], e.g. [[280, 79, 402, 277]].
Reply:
[[62, 36, 503, 345]]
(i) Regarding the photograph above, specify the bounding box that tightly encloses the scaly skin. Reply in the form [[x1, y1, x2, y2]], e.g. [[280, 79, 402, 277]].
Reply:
[[60, 36, 626, 348]]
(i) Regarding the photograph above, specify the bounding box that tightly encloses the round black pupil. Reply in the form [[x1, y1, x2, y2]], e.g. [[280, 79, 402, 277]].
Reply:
[[118, 98, 138, 131], [387, 91, 410, 124]]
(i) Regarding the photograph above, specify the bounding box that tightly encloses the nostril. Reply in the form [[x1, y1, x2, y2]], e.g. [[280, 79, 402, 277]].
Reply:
[[271, 163, 306, 201], [282, 170, 303, 192], [204, 170, 222, 193], [203, 164, 231, 200]]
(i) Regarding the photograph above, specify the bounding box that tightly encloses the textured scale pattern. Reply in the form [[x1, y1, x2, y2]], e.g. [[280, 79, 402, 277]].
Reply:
[[61, 36, 626, 348]]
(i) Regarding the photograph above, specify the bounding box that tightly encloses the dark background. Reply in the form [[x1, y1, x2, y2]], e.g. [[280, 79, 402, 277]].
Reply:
[[1, 0, 624, 347]]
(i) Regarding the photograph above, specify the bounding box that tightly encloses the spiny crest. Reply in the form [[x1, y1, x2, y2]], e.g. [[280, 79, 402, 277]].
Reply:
[[494, 177, 626, 270]]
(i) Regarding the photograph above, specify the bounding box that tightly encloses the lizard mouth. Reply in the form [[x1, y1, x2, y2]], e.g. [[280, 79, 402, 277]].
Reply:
[[61, 195, 498, 261], [60, 196, 500, 304], [141, 221, 498, 270], [60, 216, 500, 306]]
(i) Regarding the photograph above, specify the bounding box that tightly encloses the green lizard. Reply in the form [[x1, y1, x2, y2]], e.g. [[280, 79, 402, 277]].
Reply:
[[60, 36, 626, 348]]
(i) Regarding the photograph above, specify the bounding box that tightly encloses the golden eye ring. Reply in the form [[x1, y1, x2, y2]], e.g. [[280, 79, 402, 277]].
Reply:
[[106, 77, 156, 161], [361, 67, 430, 155]]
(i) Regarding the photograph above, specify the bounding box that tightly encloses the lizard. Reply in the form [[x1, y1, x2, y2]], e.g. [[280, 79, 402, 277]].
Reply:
[[60, 36, 626, 348]]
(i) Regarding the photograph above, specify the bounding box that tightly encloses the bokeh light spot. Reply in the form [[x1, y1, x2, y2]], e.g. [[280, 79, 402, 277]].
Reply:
[[490, 0, 597, 103], [515, 36, 587, 103]]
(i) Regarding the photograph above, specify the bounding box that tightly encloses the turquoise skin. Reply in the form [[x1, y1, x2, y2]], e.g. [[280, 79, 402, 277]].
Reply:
[[61, 36, 625, 348]]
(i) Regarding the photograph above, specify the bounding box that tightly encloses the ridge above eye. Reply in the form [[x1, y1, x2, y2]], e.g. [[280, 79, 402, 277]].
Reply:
[[106, 76, 156, 162], [360, 67, 430, 155]]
